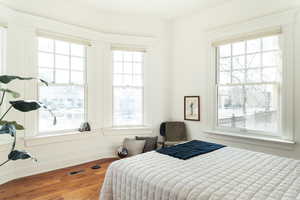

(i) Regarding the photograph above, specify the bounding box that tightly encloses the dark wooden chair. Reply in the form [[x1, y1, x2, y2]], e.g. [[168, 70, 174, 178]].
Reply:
[[159, 121, 188, 148]]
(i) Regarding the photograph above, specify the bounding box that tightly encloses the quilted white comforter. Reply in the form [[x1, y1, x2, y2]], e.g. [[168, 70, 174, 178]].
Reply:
[[100, 147, 300, 200]]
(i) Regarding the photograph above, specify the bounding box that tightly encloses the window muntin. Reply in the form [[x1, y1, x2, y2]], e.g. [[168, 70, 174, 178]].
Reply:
[[216, 35, 282, 134], [38, 37, 87, 134], [112, 50, 144, 126]]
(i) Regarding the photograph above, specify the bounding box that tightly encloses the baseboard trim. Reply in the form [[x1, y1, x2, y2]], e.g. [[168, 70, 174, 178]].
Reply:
[[0, 151, 115, 185]]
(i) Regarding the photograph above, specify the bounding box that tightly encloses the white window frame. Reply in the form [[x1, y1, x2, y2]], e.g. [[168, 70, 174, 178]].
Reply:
[[214, 34, 282, 137], [37, 36, 89, 135], [111, 48, 145, 127], [207, 11, 296, 142]]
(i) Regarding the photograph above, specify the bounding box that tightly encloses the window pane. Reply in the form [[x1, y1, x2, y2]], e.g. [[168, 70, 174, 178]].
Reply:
[[113, 74, 123, 86], [39, 68, 53, 82], [219, 71, 231, 84], [71, 44, 85, 57], [71, 71, 84, 84], [133, 75, 143, 86], [218, 84, 278, 132], [39, 85, 85, 133], [217, 35, 280, 134], [247, 69, 261, 83], [247, 39, 261, 53], [112, 50, 144, 126], [38, 37, 54, 52], [263, 51, 280, 67], [133, 52, 143, 62], [232, 56, 245, 69], [219, 58, 231, 71], [232, 41, 245, 56], [133, 63, 142, 74], [123, 74, 132, 86], [124, 62, 132, 74], [114, 62, 123, 74], [263, 36, 279, 51], [113, 51, 123, 61], [38, 52, 54, 68], [244, 84, 278, 132], [219, 44, 231, 57], [55, 55, 69, 69], [232, 70, 245, 84], [262, 67, 278, 82], [38, 38, 87, 134], [124, 52, 133, 62], [113, 87, 143, 126], [218, 86, 245, 128], [55, 40, 69, 55], [55, 69, 69, 83], [247, 53, 261, 68], [71, 57, 84, 71]]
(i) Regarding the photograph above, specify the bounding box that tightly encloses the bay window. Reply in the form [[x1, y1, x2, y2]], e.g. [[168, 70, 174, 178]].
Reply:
[[38, 36, 88, 134], [112, 49, 144, 126]]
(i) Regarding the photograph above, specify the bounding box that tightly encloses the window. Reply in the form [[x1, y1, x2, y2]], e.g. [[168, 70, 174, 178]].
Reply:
[[216, 34, 282, 135], [112, 49, 144, 126], [38, 36, 87, 133]]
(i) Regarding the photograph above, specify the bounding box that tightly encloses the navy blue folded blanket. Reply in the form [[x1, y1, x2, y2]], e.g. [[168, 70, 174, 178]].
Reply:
[[156, 140, 225, 160]]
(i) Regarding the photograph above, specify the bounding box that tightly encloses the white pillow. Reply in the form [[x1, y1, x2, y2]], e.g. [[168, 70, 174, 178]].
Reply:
[[123, 138, 146, 156]]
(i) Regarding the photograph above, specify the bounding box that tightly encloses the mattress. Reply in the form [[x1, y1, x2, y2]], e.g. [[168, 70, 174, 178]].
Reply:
[[100, 147, 300, 200]]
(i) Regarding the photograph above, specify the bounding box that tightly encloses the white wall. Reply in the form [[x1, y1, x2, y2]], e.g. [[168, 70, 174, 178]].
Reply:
[[0, 4, 171, 184], [170, 0, 300, 159], [2, 0, 300, 185]]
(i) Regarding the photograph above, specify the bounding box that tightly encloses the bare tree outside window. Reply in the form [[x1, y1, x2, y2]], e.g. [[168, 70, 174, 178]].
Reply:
[[217, 35, 281, 134]]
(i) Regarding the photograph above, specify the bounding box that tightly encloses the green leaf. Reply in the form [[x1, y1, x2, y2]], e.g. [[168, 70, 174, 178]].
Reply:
[[8, 150, 32, 160], [10, 100, 41, 112], [0, 120, 24, 130], [0, 123, 16, 136], [0, 88, 20, 98], [0, 75, 48, 86], [10, 100, 56, 125]]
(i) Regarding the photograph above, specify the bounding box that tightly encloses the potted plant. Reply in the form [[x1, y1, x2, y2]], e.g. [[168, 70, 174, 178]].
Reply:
[[0, 75, 56, 166]]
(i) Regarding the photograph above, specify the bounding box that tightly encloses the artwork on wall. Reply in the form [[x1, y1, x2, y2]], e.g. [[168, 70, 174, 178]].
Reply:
[[184, 96, 200, 121]]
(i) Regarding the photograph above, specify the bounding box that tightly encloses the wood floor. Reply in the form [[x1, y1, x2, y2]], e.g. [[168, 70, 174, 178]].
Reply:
[[0, 158, 118, 200]]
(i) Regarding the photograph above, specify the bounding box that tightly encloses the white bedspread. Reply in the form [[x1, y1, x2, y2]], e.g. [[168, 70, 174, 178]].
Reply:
[[100, 147, 300, 200]]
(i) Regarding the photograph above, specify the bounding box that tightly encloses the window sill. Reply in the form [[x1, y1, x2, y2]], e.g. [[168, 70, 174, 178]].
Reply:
[[24, 130, 102, 147], [204, 130, 295, 145], [102, 126, 153, 136]]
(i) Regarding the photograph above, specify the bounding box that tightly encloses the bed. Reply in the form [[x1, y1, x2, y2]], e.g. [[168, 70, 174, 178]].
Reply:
[[100, 146, 300, 200]]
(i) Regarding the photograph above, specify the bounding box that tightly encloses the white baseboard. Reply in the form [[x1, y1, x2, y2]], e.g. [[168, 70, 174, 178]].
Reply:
[[0, 150, 115, 185]]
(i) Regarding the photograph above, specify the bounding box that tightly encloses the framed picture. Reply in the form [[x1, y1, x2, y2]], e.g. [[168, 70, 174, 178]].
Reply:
[[184, 96, 200, 121]]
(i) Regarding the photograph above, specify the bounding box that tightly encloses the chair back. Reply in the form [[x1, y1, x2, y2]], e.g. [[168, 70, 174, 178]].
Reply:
[[165, 122, 187, 142]]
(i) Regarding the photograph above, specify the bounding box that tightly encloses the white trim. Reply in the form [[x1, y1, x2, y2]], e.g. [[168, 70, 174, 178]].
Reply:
[[37, 29, 92, 46], [25, 129, 102, 147], [204, 130, 295, 145], [102, 126, 153, 136], [111, 45, 147, 52], [212, 26, 282, 46], [207, 9, 296, 142]]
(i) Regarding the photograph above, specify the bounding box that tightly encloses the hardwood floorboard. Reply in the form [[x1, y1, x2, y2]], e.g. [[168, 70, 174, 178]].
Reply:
[[0, 158, 118, 200]]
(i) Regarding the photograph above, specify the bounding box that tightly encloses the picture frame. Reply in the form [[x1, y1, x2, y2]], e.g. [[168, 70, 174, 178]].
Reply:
[[184, 96, 200, 121]]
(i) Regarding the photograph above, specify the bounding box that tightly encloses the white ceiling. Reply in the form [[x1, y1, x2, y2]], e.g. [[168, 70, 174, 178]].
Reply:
[[0, 0, 232, 19]]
